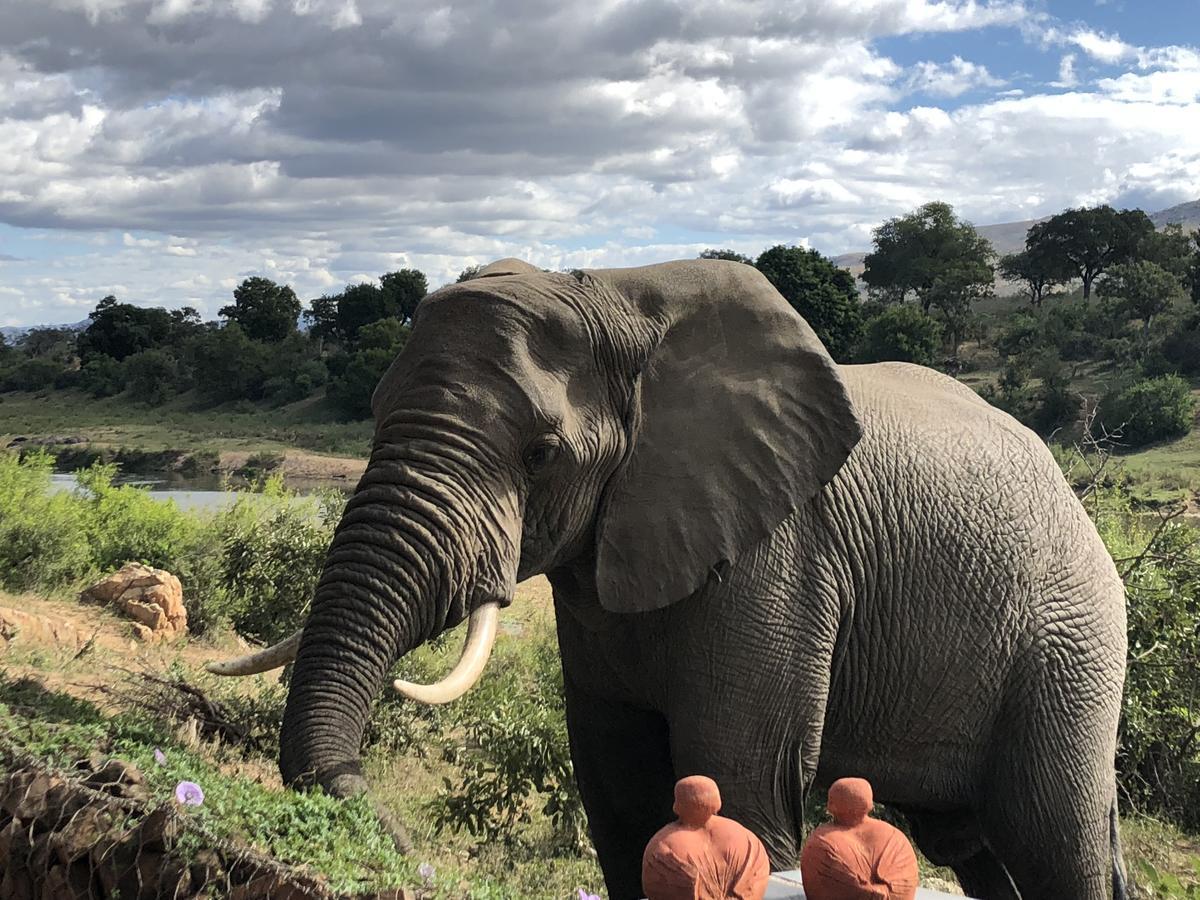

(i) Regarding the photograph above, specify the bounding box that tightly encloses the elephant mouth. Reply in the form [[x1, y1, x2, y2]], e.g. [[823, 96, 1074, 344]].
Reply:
[[205, 599, 502, 705]]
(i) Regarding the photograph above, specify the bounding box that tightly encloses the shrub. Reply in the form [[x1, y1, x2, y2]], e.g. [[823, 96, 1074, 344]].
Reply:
[[78, 355, 126, 397], [328, 348, 396, 419], [430, 619, 587, 854], [1, 357, 63, 392], [124, 348, 182, 405], [856, 305, 942, 366], [994, 310, 1041, 357], [0, 452, 94, 590], [1161, 318, 1200, 375], [1098, 375, 1196, 448]]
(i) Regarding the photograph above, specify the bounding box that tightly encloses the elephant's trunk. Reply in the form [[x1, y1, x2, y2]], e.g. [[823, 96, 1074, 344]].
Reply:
[[276, 443, 519, 834]]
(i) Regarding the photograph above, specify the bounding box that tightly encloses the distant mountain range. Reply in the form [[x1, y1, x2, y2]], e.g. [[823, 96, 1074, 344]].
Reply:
[[832, 198, 1200, 276], [1, 320, 88, 341]]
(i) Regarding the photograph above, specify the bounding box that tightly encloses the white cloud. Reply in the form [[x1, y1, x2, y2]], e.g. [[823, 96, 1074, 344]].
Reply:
[[908, 55, 1004, 96], [0, 0, 1196, 324]]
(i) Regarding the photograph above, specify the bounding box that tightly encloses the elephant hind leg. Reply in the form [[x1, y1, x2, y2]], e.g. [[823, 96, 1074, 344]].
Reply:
[[901, 808, 1019, 900]]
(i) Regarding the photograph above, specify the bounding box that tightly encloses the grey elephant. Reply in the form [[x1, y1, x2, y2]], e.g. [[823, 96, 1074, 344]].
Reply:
[[211, 258, 1128, 900]]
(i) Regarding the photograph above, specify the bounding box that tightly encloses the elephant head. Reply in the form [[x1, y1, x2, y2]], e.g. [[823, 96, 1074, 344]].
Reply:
[[207, 257, 861, 840]]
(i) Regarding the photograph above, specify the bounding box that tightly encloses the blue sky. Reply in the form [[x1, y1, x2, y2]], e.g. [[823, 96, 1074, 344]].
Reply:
[[0, 0, 1197, 327]]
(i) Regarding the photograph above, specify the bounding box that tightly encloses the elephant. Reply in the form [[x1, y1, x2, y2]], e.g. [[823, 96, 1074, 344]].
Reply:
[[209, 258, 1129, 900]]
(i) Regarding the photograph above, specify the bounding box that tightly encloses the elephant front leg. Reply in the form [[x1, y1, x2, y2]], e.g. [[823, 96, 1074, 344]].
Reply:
[[563, 668, 676, 900]]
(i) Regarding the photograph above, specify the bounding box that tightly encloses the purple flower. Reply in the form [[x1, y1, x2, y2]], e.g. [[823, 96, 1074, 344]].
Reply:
[[418, 863, 435, 884], [153, 748, 167, 766], [174, 781, 204, 806], [578, 890, 601, 900]]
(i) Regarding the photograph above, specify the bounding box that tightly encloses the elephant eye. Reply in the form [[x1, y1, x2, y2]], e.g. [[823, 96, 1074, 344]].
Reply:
[[522, 435, 562, 475]]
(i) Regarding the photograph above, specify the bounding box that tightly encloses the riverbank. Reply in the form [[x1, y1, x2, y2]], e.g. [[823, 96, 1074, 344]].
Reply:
[[0, 387, 370, 486]]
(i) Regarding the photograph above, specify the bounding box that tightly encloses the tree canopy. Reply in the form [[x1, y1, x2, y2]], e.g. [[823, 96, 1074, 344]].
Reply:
[[219, 277, 301, 342], [753, 245, 863, 361], [998, 246, 1074, 307], [699, 248, 755, 265], [77, 295, 174, 361], [1025, 205, 1154, 300], [861, 201, 995, 314]]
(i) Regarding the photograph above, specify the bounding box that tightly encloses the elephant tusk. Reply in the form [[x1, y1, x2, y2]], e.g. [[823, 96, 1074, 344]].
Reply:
[[392, 602, 500, 704], [205, 629, 303, 676]]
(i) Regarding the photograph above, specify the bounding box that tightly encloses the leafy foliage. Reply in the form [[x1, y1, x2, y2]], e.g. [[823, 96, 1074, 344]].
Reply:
[[754, 244, 863, 361], [219, 277, 302, 343], [1098, 376, 1196, 448], [856, 303, 942, 365], [1026, 205, 1155, 299]]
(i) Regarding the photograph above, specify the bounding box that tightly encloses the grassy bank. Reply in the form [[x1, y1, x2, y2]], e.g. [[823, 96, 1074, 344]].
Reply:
[[0, 387, 372, 461]]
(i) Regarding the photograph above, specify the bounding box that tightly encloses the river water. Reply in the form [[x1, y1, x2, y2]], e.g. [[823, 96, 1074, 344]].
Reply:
[[47, 471, 344, 513]]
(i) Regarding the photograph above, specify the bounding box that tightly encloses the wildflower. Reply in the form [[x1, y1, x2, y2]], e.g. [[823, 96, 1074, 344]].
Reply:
[[174, 781, 204, 806], [418, 862, 435, 884], [578, 890, 601, 900], [153, 748, 167, 766]]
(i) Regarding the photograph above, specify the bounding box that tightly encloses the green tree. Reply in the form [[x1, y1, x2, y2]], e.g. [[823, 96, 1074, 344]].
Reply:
[[754, 245, 863, 361], [185, 323, 270, 403], [303, 295, 342, 345], [1025, 205, 1154, 300], [456, 264, 483, 283], [78, 355, 126, 397], [124, 349, 181, 405], [700, 248, 755, 265], [1097, 260, 1184, 332], [998, 247, 1073, 307], [862, 202, 995, 313], [335, 283, 390, 342], [857, 304, 943, 366], [1186, 228, 1200, 305], [379, 268, 428, 325], [77, 295, 174, 362], [327, 320, 410, 419], [220, 277, 301, 343], [1140, 223, 1195, 283]]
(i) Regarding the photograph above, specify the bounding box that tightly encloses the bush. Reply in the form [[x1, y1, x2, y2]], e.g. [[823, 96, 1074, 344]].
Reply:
[[1093, 492, 1200, 829], [124, 348, 182, 405], [328, 348, 397, 419], [994, 310, 1042, 358], [78, 355, 126, 397], [1098, 375, 1196, 448], [2, 358, 63, 392], [429, 619, 587, 854], [0, 452, 95, 590], [857, 305, 942, 366], [1161, 318, 1200, 376]]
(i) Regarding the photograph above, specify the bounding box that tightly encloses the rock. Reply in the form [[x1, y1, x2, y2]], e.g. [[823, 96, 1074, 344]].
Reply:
[[0, 607, 91, 651], [79, 562, 187, 642]]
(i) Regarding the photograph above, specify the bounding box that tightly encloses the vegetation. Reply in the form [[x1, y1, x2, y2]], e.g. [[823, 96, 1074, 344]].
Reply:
[[754, 244, 864, 360]]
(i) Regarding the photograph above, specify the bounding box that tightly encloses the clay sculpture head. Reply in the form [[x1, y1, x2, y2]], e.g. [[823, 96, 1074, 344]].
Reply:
[[799, 778, 919, 900], [642, 775, 770, 900]]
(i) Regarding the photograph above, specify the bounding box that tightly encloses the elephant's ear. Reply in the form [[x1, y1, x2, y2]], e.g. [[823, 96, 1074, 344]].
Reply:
[[476, 258, 541, 278], [589, 259, 862, 614]]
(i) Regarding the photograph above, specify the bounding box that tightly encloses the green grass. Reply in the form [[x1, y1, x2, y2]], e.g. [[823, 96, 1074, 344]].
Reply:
[[0, 388, 372, 459]]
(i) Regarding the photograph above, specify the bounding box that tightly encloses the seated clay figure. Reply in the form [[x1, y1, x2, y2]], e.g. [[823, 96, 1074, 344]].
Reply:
[[799, 778, 918, 900], [642, 775, 770, 900]]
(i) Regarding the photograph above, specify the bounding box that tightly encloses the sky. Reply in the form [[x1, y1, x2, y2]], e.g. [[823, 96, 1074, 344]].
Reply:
[[0, 0, 1198, 327]]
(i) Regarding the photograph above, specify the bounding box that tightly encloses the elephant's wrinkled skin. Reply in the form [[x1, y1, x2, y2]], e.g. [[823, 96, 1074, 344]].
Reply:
[[272, 259, 1127, 900]]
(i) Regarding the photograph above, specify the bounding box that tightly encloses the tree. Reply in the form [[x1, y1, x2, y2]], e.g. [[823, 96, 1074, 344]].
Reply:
[[219, 277, 301, 343], [1186, 228, 1200, 305], [857, 305, 942, 366], [700, 249, 755, 265], [753, 245, 863, 361], [456, 264, 483, 283], [1140, 223, 1194, 284], [124, 349, 181, 405], [327, 320, 411, 419], [304, 295, 342, 345], [77, 295, 174, 362], [185, 322, 270, 403], [1097, 260, 1184, 332], [1024, 205, 1154, 300], [379, 268, 428, 325], [998, 247, 1073, 307], [861, 203, 995, 355], [335, 283, 390, 342]]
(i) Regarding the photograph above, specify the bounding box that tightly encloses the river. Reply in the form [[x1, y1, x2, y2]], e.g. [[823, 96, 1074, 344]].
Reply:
[[47, 470, 347, 513]]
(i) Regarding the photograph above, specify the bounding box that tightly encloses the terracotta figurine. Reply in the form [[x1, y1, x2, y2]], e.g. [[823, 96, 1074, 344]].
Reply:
[[799, 777, 918, 900], [641, 775, 770, 900]]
